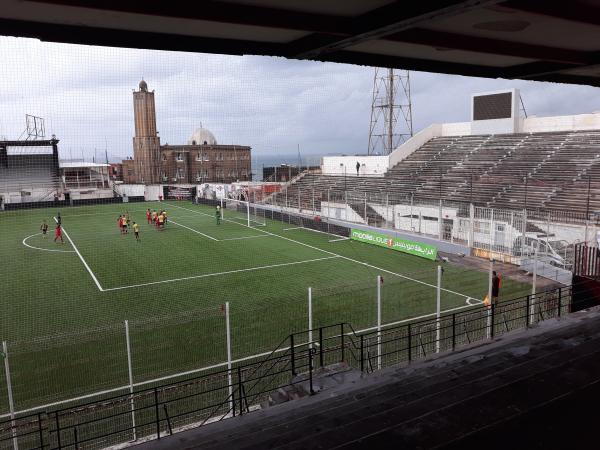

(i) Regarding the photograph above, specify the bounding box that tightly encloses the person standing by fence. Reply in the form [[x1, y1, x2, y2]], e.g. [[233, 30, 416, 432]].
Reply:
[[492, 271, 501, 305]]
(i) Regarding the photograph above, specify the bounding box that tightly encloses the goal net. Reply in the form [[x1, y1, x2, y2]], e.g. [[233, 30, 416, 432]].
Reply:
[[223, 199, 266, 227]]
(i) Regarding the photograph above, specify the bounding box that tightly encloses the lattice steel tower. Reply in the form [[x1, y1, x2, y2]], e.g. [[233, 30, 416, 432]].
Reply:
[[367, 69, 413, 155]]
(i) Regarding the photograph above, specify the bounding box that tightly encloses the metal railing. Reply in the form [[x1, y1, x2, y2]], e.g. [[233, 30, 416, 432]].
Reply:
[[0, 285, 580, 449]]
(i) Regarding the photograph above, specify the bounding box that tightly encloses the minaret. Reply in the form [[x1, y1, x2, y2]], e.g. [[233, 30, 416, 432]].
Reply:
[[132, 79, 161, 183]]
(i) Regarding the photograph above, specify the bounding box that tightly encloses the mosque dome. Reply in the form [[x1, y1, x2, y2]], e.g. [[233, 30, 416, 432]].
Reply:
[[188, 126, 217, 146], [139, 79, 148, 91]]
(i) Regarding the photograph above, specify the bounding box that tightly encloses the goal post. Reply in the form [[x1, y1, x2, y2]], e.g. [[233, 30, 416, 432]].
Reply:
[[223, 199, 266, 227]]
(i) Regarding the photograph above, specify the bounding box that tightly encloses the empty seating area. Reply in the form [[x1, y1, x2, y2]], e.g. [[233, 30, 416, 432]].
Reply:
[[274, 130, 600, 216], [0, 154, 60, 193]]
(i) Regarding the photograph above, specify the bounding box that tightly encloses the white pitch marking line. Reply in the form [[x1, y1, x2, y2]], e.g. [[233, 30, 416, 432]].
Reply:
[[219, 235, 270, 241], [102, 256, 340, 292], [61, 209, 148, 218], [22, 233, 75, 253], [329, 237, 350, 242], [466, 297, 484, 306], [169, 219, 219, 241], [284, 226, 344, 239], [165, 203, 472, 299], [166, 203, 468, 296], [53, 217, 104, 292]]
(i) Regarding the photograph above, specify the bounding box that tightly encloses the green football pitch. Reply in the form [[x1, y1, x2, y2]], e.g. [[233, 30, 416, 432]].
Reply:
[[0, 200, 531, 414]]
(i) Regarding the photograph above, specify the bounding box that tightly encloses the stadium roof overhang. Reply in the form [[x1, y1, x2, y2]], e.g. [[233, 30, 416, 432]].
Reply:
[[2, 1, 600, 87]]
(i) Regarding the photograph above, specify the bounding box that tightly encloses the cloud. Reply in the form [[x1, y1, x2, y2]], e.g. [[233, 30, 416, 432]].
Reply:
[[0, 36, 599, 163]]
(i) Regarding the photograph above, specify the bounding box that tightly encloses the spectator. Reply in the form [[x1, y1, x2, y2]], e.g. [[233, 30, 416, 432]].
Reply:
[[492, 271, 501, 305], [356, 161, 360, 176]]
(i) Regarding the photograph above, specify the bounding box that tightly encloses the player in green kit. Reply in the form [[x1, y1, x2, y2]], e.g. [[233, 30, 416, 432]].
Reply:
[[216, 205, 221, 225]]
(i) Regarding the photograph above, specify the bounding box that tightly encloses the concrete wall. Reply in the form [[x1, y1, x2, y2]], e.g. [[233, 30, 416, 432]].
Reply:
[[521, 112, 600, 133], [144, 185, 161, 201], [115, 184, 145, 198], [0, 188, 58, 204], [321, 201, 365, 223], [320, 155, 388, 176], [388, 124, 442, 167]]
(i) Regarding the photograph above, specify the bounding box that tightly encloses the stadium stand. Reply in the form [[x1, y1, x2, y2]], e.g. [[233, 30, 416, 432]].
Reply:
[[135, 306, 600, 450], [277, 130, 600, 214], [0, 140, 61, 204]]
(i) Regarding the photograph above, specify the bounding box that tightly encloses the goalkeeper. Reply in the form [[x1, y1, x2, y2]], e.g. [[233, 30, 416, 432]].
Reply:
[[216, 205, 221, 225]]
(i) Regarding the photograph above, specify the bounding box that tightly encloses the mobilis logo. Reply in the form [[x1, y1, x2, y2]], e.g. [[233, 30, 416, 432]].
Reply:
[[351, 229, 438, 260]]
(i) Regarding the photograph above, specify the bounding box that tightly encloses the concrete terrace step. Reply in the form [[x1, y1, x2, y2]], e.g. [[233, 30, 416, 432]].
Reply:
[[134, 307, 600, 450]]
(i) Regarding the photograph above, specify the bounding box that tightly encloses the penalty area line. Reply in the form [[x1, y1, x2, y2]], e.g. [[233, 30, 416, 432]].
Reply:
[[162, 203, 472, 301], [165, 203, 470, 297], [53, 217, 104, 292], [329, 237, 350, 242], [102, 255, 340, 292], [169, 219, 219, 241]]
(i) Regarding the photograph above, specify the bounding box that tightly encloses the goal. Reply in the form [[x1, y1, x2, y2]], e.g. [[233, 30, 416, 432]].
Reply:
[[222, 199, 266, 227]]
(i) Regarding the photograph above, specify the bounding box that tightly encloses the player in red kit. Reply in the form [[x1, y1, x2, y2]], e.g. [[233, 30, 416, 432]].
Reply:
[[54, 224, 64, 244], [146, 208, 151, 224]]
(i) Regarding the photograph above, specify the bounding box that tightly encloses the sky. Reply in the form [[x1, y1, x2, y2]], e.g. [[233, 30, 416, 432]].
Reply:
[[0, 36, 599, 165]]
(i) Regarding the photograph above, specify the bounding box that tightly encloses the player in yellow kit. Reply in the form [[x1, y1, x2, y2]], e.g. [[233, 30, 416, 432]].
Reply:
[[132, 221, 140, 242]]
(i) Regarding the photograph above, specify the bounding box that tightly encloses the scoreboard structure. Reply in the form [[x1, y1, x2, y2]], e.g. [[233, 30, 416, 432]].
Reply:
[[471, 89, 520, 135]]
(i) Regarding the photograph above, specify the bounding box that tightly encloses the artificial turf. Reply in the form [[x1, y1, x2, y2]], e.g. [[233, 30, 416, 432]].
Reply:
[[0, 200, 532, 413]]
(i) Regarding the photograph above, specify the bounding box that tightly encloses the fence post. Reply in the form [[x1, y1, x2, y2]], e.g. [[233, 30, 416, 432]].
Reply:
[[410, 195, 414, 231], [377, 275, 382, 370], [360, 335, 364, 372], [37, 413, 44, 449], [438, 199, 443, 240], [487, 260, 493, 339], [308, 287, 313, 350], [407, 323, 412, 362], [237, 366, 244, 415], [386, 193, 389, 228], [557, 287, 562, 317], [225, 302, 233, 414], [469, 203, 474, 249], [154, 388, 160, 439], [55, 411, 61, 450], [530, 242, 538, 325], [340, 323, 345, 363], [364, 192, 368, 225], [490, 304, 495, 338], [319, 328, 324, 367], [124, 321, 137, 441], [452, 313, 456, 351], [525, 295, 531, 327], [290, 333, 296, 376], [308, 346, 314, 394], [436, 266, 442, 353], [2, 341, 18, 450]]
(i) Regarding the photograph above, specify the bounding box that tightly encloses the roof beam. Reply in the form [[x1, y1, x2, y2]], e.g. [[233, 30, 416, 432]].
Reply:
[[321, 50, 500, 79], [501, 0, 600, 27], [288, 0, 503, 59], [387, 28, 592, 65], [501, 58, 600, 79], [30, 0, 352, 34], [0, 17, 285, 56]]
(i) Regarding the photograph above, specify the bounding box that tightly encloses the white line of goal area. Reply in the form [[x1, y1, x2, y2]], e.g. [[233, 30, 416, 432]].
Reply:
[[0, 298, 480, 420], [101, 256, 340, 292], [165, 203, 473, 302], [53, 217, 104, 292]]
